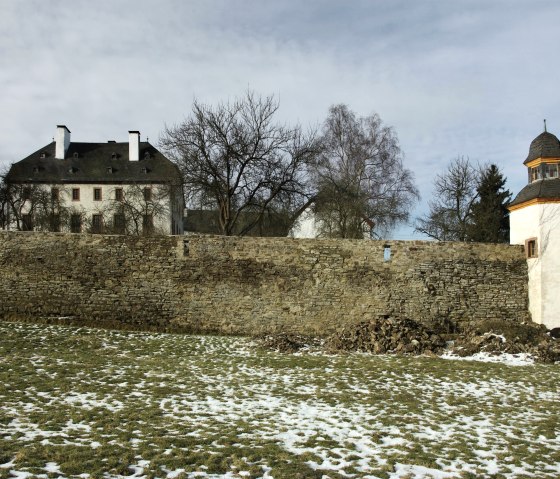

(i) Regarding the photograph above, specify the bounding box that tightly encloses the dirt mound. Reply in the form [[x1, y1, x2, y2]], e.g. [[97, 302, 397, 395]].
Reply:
[[325, 317, 446, 355], [256, 333, 323, 353], [256, 318, 560, 364], [450, 320, 560, 363]]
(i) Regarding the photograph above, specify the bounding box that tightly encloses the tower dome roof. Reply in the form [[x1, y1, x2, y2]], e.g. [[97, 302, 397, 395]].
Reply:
[[524, 131, 560, 164]]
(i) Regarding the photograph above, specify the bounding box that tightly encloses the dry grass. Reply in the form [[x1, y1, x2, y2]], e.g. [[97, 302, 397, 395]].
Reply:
[[0, 321, 559, 479]]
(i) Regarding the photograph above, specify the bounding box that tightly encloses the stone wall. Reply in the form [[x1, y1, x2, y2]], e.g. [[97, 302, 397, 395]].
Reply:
[[0, 231, 531, 335]]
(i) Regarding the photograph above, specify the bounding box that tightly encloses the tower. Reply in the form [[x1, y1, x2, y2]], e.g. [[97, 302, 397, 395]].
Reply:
[[508, 126, 560, 329]]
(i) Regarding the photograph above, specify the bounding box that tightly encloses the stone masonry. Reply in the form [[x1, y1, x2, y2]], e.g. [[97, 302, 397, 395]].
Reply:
[[0, 231, 531, 335]]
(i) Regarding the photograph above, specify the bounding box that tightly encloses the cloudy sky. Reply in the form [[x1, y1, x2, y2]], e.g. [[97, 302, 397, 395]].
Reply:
[[2, 0, 559, 238]]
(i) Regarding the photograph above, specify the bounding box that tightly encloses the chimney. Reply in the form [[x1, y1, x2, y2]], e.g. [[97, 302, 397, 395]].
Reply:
[[55, 125, 71, 159], [129, 130, 140, 161]]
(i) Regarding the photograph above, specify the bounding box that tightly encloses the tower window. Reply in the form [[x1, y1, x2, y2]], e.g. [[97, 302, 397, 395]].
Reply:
[[530, 166, 543, 182], [526, 238, 538, 259], [545, 163, 559, 179]]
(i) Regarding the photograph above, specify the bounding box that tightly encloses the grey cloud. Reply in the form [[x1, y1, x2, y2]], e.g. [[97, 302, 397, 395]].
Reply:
[[1, 0, 560, 238]]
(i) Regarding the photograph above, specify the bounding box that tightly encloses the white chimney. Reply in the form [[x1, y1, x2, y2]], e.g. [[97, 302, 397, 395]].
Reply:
[[55, 125, 71, 159], [129, 130, 140, 161]]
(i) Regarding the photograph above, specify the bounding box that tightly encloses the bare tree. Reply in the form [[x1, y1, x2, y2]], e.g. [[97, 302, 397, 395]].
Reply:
[[4, 183, 45, 231], [1, 178, 72, 232], [415, 157, 480, 241], [0, 168, 9, 230], [312, 104, 419, 238], [104, 184, 171, 236], [159, 91, 319, 236]]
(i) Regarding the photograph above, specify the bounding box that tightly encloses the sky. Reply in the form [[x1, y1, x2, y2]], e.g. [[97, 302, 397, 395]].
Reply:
[[2, 0, 560, 239]]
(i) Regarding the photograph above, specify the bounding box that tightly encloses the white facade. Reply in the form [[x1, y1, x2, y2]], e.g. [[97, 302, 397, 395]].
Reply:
[[11, 183, 183, 235], [289, 206, 320, 238], [5, 125, 185, 236], [510, 202, 560, 329]]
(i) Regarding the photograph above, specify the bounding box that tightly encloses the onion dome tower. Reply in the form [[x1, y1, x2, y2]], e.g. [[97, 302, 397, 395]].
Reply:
[[509, 122, 560, 329]]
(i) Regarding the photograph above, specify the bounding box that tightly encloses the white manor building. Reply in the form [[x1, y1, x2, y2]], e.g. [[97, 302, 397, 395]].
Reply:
[[509, 127, 560, 329], [5, 125, 184, 235]]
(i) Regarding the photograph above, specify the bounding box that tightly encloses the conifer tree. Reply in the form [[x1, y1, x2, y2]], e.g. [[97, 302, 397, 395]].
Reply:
[[468, 164, 511, 243]]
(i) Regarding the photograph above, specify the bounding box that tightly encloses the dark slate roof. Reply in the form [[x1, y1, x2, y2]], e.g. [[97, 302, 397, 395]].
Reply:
[[6, 141, 182, 184], [524, 131, 560, 164], [509, 178, 560, 207]]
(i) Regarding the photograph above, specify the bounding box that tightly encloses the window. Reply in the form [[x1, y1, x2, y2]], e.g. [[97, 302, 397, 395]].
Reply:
[[49, 214, 60, 232], [22, 187, 31, 200], [113, 214, 125, 234], [530, 166, 543, 182], [70, 214, 82, 233], [93, 188, 102, 201], [22, 214, 33, 231], [143, 214, 154, 235], [526, 238, 538, 259], [92, 214, 103, 234], [545, 163, 559, 179], [51, 188, 59, 202], [72, 188, 80, 201], [115, 188, 123, 201], [143, 187, 152, 201]]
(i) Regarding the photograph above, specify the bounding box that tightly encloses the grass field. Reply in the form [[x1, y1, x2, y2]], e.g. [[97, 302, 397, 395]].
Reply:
[[0, 322, 559, 479]]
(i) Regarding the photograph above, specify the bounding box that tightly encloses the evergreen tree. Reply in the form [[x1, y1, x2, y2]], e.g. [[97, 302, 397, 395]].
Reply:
[[468, 164, 511, 243]]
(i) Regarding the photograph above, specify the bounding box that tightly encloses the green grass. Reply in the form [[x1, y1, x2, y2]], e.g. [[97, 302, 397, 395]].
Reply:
[[0, 321, 559, 479]]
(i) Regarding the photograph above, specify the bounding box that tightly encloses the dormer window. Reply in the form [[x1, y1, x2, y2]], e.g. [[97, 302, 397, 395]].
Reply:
[[33, 167, 40, 173], [68, 167, 78, 174], [39, 152, 47, 159], [73, 152, 79, 159], [144, 151, 151, 160], [111, 152, 117, 160], [107, 167, 114, 174], [142, 167, 151, 174]]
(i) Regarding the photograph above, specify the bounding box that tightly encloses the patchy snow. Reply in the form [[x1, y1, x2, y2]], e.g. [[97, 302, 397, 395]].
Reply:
[[1, 322, 559, 479], [441, 351, 536, 366], [44, 462, 62, 473]]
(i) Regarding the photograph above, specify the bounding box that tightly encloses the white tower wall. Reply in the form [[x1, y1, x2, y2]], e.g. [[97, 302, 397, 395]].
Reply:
[[510, 202, 560, 329]]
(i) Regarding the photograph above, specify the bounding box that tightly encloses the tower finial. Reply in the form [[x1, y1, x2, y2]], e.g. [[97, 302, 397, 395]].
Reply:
[[544, 119, 547, 132]]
